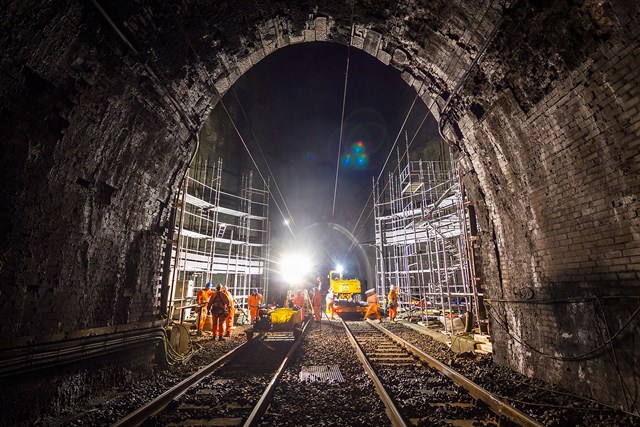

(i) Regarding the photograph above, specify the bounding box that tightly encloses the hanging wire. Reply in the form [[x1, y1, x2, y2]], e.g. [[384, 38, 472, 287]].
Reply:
[[376, 90, 424, 183], [231, 87, 296, 225], [216, 97, 296, 239], [346, 0, 501, 253], [331, 0, 356, 219], [345, 107, 433, 257], [484, 298, 640, 362], [168, 1, 297, 237]]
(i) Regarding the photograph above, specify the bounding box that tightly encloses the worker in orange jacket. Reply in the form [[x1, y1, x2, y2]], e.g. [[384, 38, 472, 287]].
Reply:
[[364, 289, 382, 322], [207, 284, 231, 341], [312, 287, 323, 322], [196, 282, 214, 335], [326, 289, 335, 320], [293, 290, 305, 321], [222, 285, 235, 337], [248, 289, 263, 324], [387, 286, 398, 322]]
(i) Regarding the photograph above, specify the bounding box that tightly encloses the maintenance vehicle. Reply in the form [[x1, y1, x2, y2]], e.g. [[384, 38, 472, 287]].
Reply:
[[328, 270, 367, 319]]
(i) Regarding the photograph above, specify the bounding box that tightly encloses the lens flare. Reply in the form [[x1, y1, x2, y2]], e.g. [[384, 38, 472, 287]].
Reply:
[[341, 142, 370, 169], [351, 141, 365, 154]]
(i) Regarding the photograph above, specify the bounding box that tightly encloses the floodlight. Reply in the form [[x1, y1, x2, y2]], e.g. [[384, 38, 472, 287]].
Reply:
[[280, 254, 312, 284]]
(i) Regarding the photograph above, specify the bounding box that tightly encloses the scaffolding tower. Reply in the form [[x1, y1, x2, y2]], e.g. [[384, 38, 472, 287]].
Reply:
[[168, 157, 270, 321], [373, 147, 481, 332]]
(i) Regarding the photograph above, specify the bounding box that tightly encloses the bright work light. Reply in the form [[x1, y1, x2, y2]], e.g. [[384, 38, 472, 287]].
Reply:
[[280, 254, 312, 284]]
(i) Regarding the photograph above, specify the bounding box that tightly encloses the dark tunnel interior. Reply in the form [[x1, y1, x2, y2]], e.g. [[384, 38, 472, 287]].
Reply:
[[0, 0, 639, 424]]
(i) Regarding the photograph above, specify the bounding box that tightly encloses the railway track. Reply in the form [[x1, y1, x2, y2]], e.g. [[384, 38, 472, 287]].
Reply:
[[110, 325, 309, 427], [38, 318, 638, 426], [99, 318, 632, 426], [343, 319, 544, 427]]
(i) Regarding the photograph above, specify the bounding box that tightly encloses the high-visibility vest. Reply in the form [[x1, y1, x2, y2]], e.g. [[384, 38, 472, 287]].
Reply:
[[248, 294, 262, 309], [208, 291, 229, 315]]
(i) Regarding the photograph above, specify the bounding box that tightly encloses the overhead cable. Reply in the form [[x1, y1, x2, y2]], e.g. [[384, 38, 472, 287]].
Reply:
[[347, 0, 501, 253], [331, 1, 356, 219], [231, 88, 296, 225], [167, 2, 296, 237]]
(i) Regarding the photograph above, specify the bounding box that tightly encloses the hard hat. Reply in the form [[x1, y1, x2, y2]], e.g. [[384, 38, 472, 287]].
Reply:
[[365, 288, 375, 295], [205, 282, 212, 289]]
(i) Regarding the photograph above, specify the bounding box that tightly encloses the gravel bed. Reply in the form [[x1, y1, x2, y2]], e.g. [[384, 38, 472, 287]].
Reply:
[[348, 321, 512, 426], [29, 320, 640, 426], [259, 321, 389, 426], [32, 327, 248, 427], [381, 321, 640, 427], [145, 338, 293, 426]]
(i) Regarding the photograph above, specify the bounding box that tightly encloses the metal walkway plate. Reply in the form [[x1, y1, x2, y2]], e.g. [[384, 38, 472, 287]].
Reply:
[[299, 365, 345, 383]]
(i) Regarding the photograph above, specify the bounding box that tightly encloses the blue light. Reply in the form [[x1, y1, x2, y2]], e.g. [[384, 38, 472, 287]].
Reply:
[[352, 141, 365, 154]]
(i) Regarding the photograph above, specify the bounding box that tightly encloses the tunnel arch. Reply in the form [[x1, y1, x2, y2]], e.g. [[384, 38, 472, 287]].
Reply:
[[1, 0, 639, 415]]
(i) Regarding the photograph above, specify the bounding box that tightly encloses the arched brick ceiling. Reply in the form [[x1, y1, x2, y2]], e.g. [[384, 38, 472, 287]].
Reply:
[[1, 0, 638, 412]]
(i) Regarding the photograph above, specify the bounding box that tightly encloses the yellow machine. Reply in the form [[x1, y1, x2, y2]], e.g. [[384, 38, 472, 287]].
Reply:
[[329, 270, 367, 319], [248, 295, 305, 341]]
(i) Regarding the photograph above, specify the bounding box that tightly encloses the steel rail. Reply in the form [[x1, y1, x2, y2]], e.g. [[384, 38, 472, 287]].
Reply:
[[341, 319, 409, 427], [110, 342, 247, 427], [367, 320, 544, 427], [243, 321, 311, 427]]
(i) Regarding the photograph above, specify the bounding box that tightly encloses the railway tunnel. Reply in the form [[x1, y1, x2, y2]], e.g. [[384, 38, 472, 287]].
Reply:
[[1, 0, 639, 424]]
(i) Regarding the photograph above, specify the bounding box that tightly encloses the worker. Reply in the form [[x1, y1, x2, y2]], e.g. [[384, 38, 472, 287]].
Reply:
[[222, 285, 235, 337], [388, 285, 398, 322], [312, 287, 323, 322], [364, 289, 382, 322], [247, 289, 263, 324], [207, 284, 231, 341], [293, 290, 305, 321], [326, 288, 335, 320], [195, 282, 214, 336]]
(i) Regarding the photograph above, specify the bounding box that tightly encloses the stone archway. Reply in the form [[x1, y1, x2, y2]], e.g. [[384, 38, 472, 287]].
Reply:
[[1, 0, 639, 414]]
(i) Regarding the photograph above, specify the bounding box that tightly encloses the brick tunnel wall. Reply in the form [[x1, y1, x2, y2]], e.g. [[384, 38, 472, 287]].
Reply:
[[1, 0, 638, 413], [455, 0, 640, 409], [1, 1, 194, 336]]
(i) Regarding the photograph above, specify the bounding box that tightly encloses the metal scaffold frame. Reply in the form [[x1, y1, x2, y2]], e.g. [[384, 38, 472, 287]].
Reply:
[[373, 144, 482, 333], [167, 157, 270, 321]]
